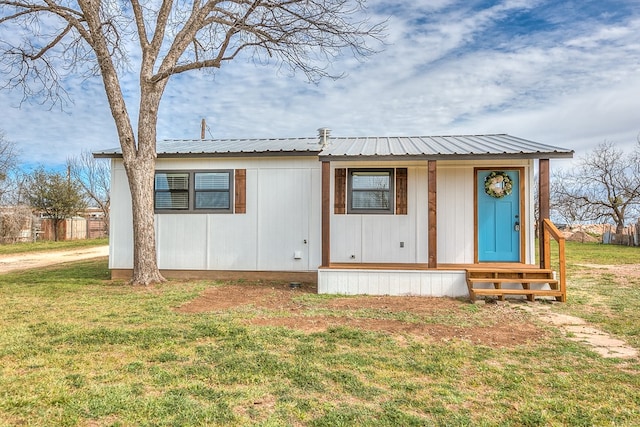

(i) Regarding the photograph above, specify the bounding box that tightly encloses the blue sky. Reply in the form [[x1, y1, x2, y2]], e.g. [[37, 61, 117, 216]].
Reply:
[[1, 0, 639, 170]]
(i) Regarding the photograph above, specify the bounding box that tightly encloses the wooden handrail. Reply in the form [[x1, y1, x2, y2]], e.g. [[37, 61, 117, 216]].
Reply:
[[542, 219, 566, 302]]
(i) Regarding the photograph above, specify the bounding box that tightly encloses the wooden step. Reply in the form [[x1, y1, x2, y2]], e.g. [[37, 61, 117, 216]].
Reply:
[[468, 278, 558, 284], [466, 267, 563, 303], [471, 289, 563, 296]]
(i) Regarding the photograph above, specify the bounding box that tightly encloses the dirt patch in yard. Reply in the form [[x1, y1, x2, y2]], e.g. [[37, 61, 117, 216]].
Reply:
[[176, 282, 543, 348]]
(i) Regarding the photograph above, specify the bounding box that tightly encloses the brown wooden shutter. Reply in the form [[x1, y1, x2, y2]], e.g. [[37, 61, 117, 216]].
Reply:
[[396, 168, 408, 215], [334, 168, 346, 214], [234, 169, 246, 214]]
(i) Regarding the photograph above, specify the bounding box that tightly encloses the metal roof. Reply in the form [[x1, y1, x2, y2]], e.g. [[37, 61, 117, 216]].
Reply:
[[318, 134, 574, 160], [93, 134, 574, 160], [93, 137, 322, 158]]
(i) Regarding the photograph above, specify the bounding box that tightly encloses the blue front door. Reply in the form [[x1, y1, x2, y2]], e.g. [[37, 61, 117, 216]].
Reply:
[[477, 170, 521, 262]]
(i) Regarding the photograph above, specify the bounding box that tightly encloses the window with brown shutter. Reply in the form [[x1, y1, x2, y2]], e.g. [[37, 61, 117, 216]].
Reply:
[[234, 169, 246, 214], [334, 168, 346, 214], [154, 170, 233, 213], [396, 168, 408, 215], [347, 168, 394, 214]]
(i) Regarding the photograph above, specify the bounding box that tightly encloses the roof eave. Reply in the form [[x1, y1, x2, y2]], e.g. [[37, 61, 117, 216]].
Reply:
[[93, 150, 321, 159], [318, 152, 575, 162]]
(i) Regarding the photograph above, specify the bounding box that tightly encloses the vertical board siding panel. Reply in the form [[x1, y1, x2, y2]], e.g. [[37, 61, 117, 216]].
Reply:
[[257, 169, 310, 270], [361, 216, 413, 263], [332, 216, 362, 262], [317, 272, 326, 293], [438, 167, 474, 264], [335, 272, 347, 294], [390, 275, 400, 296], [318, 270, 469, 297], [410, 273, 421, 295], [207, 169, 259, 270], [110, 163, 133, 268], [157, 215, 207, 269], [396, 168, 408, 215], [234, 169, 246, 214], [309, 168, 323, 269], [358, 274, 369, 295], [347, 273, 358, 295], [370, 272, 380, 295], [433, 273, 443, 297], [334, 168, 346, 214], [420, 274, 431, 296], [378, 274, 390, 295]]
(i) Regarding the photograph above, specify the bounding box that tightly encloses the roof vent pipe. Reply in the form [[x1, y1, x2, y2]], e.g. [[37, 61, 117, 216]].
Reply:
[[318, 127, 331, 147]]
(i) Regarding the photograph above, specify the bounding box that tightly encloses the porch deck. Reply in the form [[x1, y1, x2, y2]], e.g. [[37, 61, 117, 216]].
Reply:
[[318, 263, 564, 301]]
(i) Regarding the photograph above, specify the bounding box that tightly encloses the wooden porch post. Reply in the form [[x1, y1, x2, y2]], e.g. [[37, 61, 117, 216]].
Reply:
[[428, 160, 437, 268], [538, 159, 550, 268], [321, 161, 331, 267]]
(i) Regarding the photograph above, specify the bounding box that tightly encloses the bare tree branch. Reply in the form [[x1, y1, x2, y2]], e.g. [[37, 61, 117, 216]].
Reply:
[[552, 141, 640, 233], [1, 0, 386, 284]]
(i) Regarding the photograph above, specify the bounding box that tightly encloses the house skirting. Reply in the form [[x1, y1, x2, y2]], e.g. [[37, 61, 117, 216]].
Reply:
[[318, 268, 468, 297], [110, 269, 318, 283]]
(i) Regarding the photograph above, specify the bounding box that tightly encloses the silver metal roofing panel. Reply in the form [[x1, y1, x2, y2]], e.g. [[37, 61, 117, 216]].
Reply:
[[93, 134, 574, 160], [93, 137, 323, 158], [318, 134, 574, 160]]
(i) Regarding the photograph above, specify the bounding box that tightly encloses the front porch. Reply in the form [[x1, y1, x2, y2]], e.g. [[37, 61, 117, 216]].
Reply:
[[318, 215, 567, 301]]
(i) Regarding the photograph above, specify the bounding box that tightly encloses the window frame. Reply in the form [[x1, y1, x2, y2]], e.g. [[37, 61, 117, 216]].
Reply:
[[154, 171, 190, 212], [154, 169, 234, 214], [347, 168, 395, 214]]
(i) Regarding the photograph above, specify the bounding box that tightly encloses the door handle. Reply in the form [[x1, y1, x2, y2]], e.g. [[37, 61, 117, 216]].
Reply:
[[514, 221, 520, 232]]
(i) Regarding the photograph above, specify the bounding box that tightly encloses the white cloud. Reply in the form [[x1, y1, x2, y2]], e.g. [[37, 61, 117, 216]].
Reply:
[[1, 0, 640, 169]]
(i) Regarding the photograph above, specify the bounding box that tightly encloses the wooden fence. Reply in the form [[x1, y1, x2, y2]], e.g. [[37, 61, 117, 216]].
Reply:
[[602, 223, 639, 246], [39, 217, 108, 241]]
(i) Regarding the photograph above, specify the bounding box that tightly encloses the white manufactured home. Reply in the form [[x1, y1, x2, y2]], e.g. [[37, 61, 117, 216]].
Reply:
[[95, 130, 573, 300]]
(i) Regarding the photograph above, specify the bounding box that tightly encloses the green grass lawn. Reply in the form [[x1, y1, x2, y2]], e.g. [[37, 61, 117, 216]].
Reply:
[[0, 243, 638, 426], [0, 238, 108, 255]]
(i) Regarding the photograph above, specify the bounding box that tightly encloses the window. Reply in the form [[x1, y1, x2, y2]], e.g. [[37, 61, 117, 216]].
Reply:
[[155, 170, 233, 213], [348, 169, 394, 214], [195, 172, 230, 210], [155, 172, 189, 210]]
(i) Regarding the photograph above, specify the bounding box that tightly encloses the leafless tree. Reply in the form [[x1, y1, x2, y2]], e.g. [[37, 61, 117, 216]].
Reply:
[[0, 130, 18, 204], [551, 141, 640, 234], [0, 0, 384, 284], [0, 204, 32, 243], [67, 150, 110, 233]]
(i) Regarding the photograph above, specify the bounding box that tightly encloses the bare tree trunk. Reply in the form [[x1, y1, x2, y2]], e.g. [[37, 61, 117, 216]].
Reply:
[[124, 155, 165, 285], [120, 85, 167, 285]]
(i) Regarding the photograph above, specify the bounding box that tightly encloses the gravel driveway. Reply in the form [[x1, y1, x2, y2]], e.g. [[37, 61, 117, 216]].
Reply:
[[0, 245, 109, 274]]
